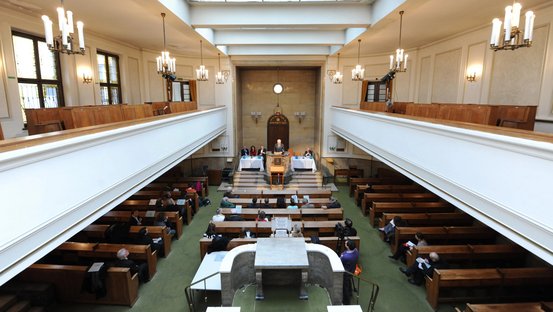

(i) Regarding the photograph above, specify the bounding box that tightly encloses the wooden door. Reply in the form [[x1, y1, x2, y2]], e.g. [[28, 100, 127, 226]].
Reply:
[[267, 113, 289, 152]]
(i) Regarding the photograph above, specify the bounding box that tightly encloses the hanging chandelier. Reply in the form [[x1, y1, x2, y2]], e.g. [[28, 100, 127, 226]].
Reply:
[[215, 53, 229, 84], [41, 0, 85, 55], [156, 13, 176, 77], [490, 2, 535, 51], [352, 39, 365, 81], [332, 53, 343, 84], [196, 40, 208, 81], [390, 11, 408, 73]]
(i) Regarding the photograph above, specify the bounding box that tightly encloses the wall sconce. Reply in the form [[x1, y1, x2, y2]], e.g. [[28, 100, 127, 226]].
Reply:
[[294, 111, 306, 123], [466, 72, 477, 82], [251, 111, 262, 123], [466, 65, 482, 83], [81, 70, 93, 84]]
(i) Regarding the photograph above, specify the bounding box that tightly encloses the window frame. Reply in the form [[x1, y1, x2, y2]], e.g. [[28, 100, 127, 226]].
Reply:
[[364, 80, 389, 102], [97, 50, 122, 105], [12, 31, 65, 109]]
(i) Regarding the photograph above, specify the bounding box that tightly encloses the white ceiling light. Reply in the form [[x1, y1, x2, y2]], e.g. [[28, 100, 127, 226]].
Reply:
[[41, 0, 85, 55], [490, 2, 535, 51], [352, 39, 364, 81], [196, 40, 209, 81], [156, 13, 176, 77], [215, 53, 230, 84], [389, 10, 408, 73]]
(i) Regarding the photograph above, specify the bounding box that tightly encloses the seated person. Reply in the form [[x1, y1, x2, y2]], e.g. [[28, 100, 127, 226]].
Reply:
[[240, 146, 249, 156], [249, 145, 257, 156], [258, 145, 267, 157], [114, 248, 149, 283], [290, 224, 303, 237], [276, 197, 286, 208], [304, 147, 313, 157], [212, 208, 225, 222], [261, 198, 271, 208], [134, 227, 162, 254], [248, 197, 259, 208], [256, 210, 268, 222], [241, 227, 256, 238], [389, 232, 427, 261], [204, 221, 217, 238], [274, 139, 285, 153], [220, 197, 236, 208], [129, 210, 142, 226], [154, 213, 176, 236], [379, 216, 404, 242], [287, 198, 299, 209], [399, 252, 446, 285], [301, 197, 314, 208], [329, 197, 342, 208]]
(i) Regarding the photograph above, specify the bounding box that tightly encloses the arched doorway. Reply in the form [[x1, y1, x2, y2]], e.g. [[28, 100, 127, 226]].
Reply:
[[267, 113, 289, 152]]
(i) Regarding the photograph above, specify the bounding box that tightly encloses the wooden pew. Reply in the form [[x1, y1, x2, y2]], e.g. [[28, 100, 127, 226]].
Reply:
[[15, 263, 139, 306], [219, 208, 302, 220], [230, 189, 332, 199], [77, 225, 172, 257], [139, 183, 200, 213], [406, 244, 527, 267], [211, 221, 257, 237], [302, 220, 344, 238], [463, 302, 553, 312], [362, 193, 441, 216], [393, 226, 496, 254], [199, 236, 361, 260], [369, 201, 454, 226], [129, 190, 181, 200], [219, 208, 342, 221], [256, 221, 303, 237], [53, 242, 158, 280], [354, 184, 427, 206], [426, 267, 553, 309], [349, 177, 412, 197], [379, 212, 473, 228], [115, 199, 192, 224], [97, 210, 183, 237], [210, 220, 345, 238], [228, 197, 333, 208]]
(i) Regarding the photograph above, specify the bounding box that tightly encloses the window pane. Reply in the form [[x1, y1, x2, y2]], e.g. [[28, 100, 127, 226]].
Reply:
[[110, 87, 120, 104], [42, 84, 60, 108], [38, 41, 57, 80], [108, 56, 118, 83], [18, 83, 40, 108], [97, 55, 107, 83], [172, 82, 182, 101], [13, 36, 37, 79], [100, 86, 109, 104]]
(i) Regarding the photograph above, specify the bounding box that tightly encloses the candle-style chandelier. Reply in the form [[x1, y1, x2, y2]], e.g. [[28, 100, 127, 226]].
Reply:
[[390, 10, 408, 73], [332, 53, 343, 84], [215, 53, 230, 84], [196, 40, 209, 81], [41, 0, 85, 55], [156, 13, 176, 77], [490, 2, 535, 51], [352, 39, 365, 81]]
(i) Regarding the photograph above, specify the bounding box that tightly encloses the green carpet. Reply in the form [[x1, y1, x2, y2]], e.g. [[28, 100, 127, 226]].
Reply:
[[52, 185, 460, 312]]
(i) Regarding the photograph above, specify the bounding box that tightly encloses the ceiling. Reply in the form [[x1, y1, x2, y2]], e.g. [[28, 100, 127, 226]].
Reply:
[[1, 0, 551, 59]]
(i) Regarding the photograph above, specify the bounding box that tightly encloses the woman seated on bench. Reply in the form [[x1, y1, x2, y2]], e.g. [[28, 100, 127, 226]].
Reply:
[[389, 232, 427, 261]]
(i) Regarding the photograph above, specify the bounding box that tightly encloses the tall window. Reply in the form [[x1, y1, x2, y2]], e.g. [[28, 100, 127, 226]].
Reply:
[[12, 32, 64, 116], [97, 51, 121, 104]]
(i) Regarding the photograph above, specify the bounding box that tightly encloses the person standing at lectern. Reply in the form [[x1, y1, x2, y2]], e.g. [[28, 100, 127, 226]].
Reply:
[[304, 147, 313, 157], [240, 146, 249, 157], [274, 139, 285, 153], [341, 239, 359, 305]]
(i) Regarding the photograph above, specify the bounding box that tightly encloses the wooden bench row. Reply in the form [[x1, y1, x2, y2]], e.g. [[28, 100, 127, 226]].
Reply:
[[462, 302, 553, 312], [227, 197, 334, 208], [13, 264, 139, 306], [426, 267, 553, 309], [211, 220, 347, 238], [199, 236, 361, 259], [97, 210, 184, 237], [361, 192, 441, 216], [349, 178, 413, 197], [219, 208, 343, 221], [369, 201, 454, 226], [406, 244, 527, 267], [73, 225, 172, 257], [115, 200, 193, 225], [229, 188, 332, 198]]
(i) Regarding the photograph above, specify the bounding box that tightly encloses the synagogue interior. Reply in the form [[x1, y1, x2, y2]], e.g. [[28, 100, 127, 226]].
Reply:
[[0, 0, 553, 311]]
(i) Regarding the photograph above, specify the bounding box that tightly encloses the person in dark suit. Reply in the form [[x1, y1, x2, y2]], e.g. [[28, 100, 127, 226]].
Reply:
[[399, 252, 447, 285], [129, 210, 142, 226], [248, 197, 259, 208], [135, 227, 162, 254], [261, 198, 271, 208], [114, 248, 149, 283], [240, 146, 249, 156]]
